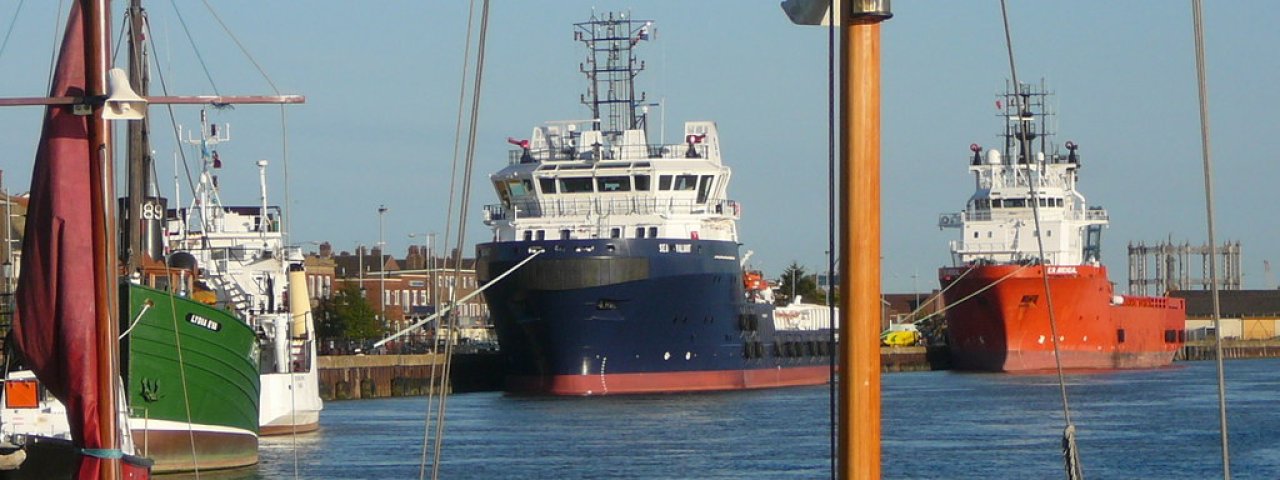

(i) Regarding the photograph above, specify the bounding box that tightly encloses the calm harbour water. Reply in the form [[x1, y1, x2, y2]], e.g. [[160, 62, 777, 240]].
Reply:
[[206, 359, 1278, 479]]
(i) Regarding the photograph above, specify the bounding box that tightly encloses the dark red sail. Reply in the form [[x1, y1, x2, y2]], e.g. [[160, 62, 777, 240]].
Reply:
[[11, 4, 110, 477]]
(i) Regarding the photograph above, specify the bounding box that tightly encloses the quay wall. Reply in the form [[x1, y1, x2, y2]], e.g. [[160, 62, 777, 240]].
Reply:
[[318, 348, 944, 400], [317, 353, 503, 400], [1177, 341, 1280, 361]]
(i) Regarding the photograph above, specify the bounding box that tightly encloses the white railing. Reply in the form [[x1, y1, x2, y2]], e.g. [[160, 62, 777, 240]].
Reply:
[[484, 197, 740, 222], [507, 143, 710, 165]]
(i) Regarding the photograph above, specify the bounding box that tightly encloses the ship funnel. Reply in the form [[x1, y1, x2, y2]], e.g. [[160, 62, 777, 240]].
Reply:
[[103, 68, 147, 120], [288, 264, 312, 338]]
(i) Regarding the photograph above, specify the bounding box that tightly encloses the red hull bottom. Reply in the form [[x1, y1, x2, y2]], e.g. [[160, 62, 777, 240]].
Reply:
[[506, 366, 832, 396], [947, 347, 1178, 372], [941, 264, 1186, 373]]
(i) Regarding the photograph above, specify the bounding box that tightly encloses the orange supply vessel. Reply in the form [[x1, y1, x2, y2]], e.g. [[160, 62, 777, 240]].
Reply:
[[937, 82, 1186, 372]]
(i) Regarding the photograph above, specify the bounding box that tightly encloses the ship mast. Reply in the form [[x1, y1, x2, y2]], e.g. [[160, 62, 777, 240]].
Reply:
[[574, 12, 652, 141], [123, 0, 151, 273], [85, 1, 123, 477], [784, 1, 892, 478]]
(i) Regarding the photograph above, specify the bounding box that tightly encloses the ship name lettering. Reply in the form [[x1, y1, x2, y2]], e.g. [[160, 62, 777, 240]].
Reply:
[[1047, 266, 1078, 275], [187, 314, 223, 332]]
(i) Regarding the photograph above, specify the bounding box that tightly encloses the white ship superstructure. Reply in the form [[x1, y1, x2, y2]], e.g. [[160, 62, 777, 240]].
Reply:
[[938, 82, 1108, 267], [484, 120, 740, 245], [165, 111, 322, 434]]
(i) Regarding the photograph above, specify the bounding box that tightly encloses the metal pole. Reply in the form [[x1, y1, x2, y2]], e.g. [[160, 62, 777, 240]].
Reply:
[[378, 205, 388, 333], [838, 2, 891, 479]]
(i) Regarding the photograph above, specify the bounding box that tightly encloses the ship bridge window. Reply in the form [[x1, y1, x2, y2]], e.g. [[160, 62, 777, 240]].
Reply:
[[992, 199, 1002, 208], [597, 176, 631, 192], [674, 175, 698, 191], [539, 177, 557, 194], [507, 179, 533, 197], [635, 174, 651, 191], [659, 175, 673, 190], [697, 175, 715, 203], [1005, 198, 1026, 208], [560, 177, 594, 193]]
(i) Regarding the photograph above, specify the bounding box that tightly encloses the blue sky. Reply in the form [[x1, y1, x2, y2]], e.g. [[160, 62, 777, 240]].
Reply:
[[0, 1, 1276, 293]]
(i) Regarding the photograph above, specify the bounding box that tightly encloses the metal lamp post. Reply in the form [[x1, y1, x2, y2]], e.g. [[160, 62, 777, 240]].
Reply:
[[377, 205, 388, 334]]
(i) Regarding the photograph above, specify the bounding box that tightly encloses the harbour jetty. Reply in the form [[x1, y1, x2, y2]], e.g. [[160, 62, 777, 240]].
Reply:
[[318, 353, 502, 400], [319, 348, 944, 400]]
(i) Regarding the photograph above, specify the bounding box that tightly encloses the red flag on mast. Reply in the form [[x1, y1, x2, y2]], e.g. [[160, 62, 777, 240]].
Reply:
[[12, 3, 111, 477]]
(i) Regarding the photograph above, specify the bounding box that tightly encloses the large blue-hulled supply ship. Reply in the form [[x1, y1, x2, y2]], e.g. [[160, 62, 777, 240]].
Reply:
[[476, 12, 834, 395]]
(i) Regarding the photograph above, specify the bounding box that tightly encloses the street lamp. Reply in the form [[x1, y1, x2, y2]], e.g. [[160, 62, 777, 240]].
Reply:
[[378, 205, 388, 333]]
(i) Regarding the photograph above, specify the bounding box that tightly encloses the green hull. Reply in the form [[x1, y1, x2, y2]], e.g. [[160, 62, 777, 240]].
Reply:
[[121, 284, 260, 473]]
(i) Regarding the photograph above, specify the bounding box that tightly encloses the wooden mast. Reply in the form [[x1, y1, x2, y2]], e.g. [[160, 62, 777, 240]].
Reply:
[[84, 0, 122, 478], [782, 1, 892, 477], [124, 0, 150, 272], [838, 1, 891, 479]]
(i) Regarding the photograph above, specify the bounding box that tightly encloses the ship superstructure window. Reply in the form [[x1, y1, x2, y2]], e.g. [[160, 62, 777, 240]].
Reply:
[[697, 175, 714, 203], [1005, 198, 1026, 208], [636, 227, 645, 238], [523, 231, 533, 241], [508, 179, 533, 197], [674, 175, 698, 191], [648, 227, 658, 237], [536, 230, 546, 240], [635, 175, 651, 191], [560, 229, 571, 240], [659, 175, 673, 190], [597, 176, 631, 192], [539, 178, 556, 194], [560, 177, 594, 193], [610, 227, 621, 238]]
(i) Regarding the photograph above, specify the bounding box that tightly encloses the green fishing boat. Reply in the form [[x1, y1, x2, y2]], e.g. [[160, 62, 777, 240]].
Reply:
[[121, 283, 260, 472]]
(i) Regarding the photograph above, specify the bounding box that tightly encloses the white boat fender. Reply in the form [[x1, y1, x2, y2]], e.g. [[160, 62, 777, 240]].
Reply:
[[1111, 295, 1124, 305], [0, 444, 26, 471]]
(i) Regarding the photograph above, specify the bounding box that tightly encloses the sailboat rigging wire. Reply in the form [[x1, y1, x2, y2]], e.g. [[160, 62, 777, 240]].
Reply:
[[1191, 1, 1232, 477], [903, 264, 974, 321], [420, 0, 481, 476], [166, 0, 220, 96], [998, 1, 1083, 478], [825, 1, 836, 478], [145, 29, 203, 217], [195, 0, 297, 241], [0, 0, 25, 62], [157, 274, 205, 478], [433, 3, 491, 479], [199, 0, 282, 94], [111, 12, 128, 63], [46, 1, 67, 91], [914, 264, 1027, 324]]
